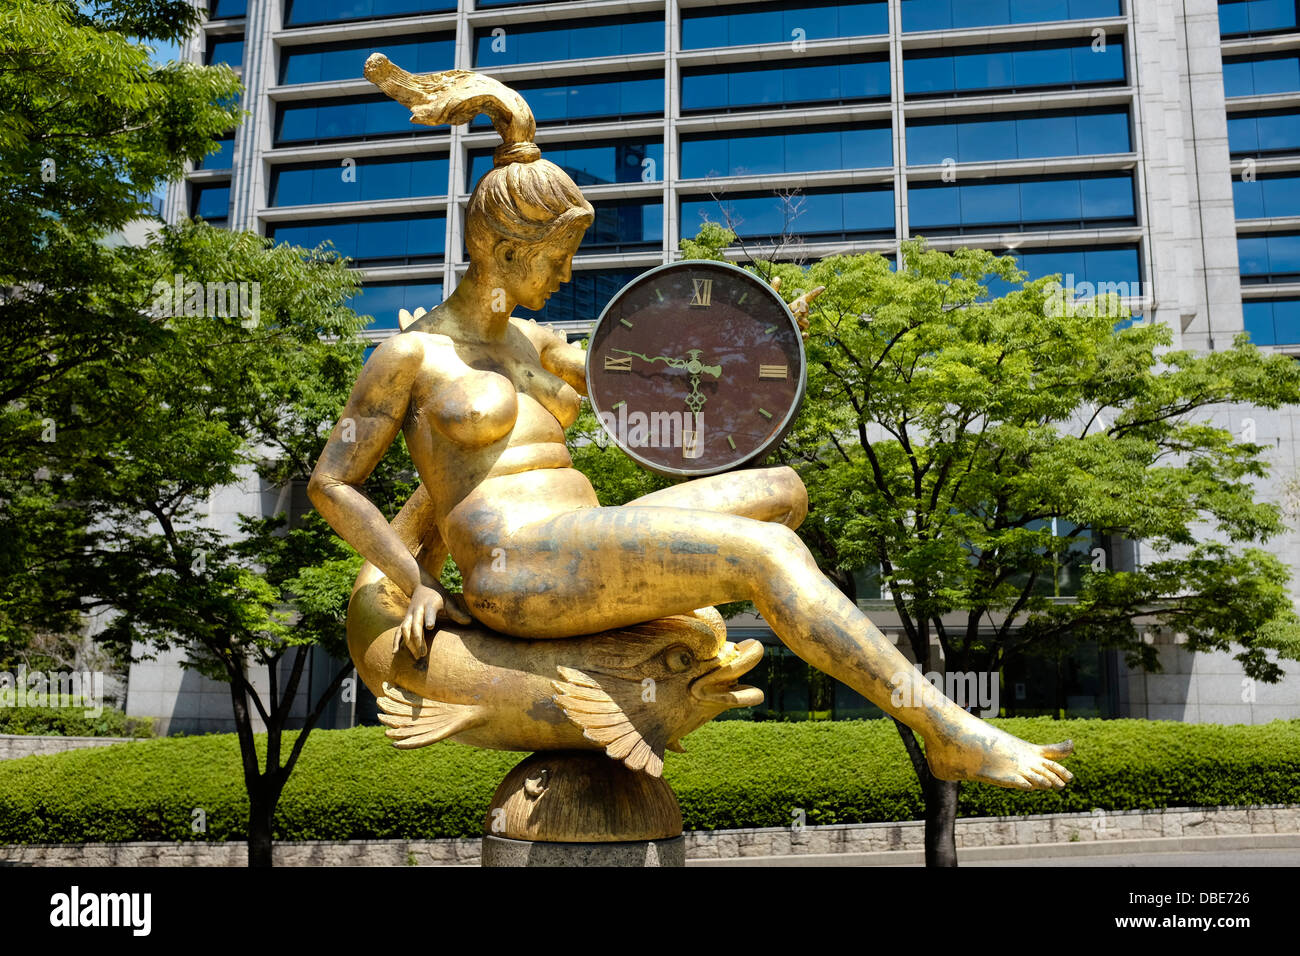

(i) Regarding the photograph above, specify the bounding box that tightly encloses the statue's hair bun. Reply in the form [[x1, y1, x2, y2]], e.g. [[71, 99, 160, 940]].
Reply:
[[364, 56, 539, 166], [493, 142, 541, 168]]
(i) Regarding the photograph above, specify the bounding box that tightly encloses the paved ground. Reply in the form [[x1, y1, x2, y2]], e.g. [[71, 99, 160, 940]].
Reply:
[[688, 834, 1300, 867], [972, 847, 1300, 867]]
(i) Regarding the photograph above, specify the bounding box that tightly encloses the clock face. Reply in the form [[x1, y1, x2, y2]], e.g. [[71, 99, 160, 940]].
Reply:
[[585, 261, 807, 477]]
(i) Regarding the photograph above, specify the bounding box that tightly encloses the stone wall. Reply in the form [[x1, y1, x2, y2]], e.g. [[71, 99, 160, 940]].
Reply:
[[3, 805, 1295, 866], [0, 735, 137, 762]]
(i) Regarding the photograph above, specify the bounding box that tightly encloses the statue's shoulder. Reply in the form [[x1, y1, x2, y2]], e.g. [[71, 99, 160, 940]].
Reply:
[[507, 315, 571, 357], [372, 329, 456, 364]]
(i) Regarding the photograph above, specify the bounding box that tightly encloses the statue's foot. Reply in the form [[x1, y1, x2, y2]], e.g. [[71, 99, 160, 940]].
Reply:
[[924, 716, 1073, 790]]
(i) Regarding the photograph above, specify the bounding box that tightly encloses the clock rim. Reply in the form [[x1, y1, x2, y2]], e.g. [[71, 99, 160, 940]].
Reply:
[[583, 259, 809, 479]]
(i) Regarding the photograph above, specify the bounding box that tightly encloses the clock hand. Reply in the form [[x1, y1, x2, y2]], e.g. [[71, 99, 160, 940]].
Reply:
[[683, 349, 723, 379], [684, 374, 706, 416], [611, 348, 722, 378], [611, 348, 681, 368]]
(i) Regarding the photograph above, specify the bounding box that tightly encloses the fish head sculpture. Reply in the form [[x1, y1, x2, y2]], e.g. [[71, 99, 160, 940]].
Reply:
[[551, 608, 764, 777]]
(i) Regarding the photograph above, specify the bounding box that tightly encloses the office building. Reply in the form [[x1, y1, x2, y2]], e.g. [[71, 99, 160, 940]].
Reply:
[[144, 0, 1300, 730]]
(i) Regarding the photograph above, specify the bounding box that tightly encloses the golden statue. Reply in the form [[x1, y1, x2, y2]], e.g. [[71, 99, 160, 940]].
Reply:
[[309, 57, 1073, 850]]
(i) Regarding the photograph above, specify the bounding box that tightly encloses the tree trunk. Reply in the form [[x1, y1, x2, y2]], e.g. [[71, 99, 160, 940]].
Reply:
[[924, 776, 960, 867], [246, 778, 282, 868]]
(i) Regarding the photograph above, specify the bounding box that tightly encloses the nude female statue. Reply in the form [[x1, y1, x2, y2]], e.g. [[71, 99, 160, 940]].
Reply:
[[308, 57, 1074, 791]]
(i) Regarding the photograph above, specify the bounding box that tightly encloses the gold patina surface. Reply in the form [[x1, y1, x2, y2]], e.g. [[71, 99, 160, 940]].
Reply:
[[309, 57, 1075, 794]]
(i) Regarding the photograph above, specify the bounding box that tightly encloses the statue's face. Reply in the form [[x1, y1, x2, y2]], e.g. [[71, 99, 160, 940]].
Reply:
[[498, 226, 585, 313]]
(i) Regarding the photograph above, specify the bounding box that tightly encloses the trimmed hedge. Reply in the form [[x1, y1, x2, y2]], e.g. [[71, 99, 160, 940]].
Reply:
[[0, 718, 1297, 844], [0, 705, 154, 739]]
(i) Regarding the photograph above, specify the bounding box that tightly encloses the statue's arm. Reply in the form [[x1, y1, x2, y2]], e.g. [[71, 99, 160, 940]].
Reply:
[[308, 335, 425, 598], [389, 482, 452, 587], [512, 317, 588, 397]]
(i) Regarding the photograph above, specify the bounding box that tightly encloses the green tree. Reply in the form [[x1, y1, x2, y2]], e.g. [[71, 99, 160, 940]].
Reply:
[[0, 0, 241, 646], [0, 3, 407, 867], [685, 227, 1300, 865], [52, 221, 389, 868]]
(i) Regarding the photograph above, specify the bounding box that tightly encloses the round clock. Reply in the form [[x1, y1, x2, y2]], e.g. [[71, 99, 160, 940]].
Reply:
[[585, 260, 808, 478]]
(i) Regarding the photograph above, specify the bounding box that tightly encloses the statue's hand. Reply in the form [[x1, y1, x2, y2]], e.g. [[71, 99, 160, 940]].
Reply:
[[395, 583, 473, 659], [788, 286, 825, 339]]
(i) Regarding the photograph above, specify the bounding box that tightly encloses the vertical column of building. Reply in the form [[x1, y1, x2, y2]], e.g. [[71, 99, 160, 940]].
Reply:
[[445, 0, 476, 298], [663, 0, 681, 261], [1183, 0, 1246, 349], [1131, 0, 1242, 349], [1128, 0, 1192, 341], [887, 0, 906, 263], [163, 6, 206, 224], [229, 0, 275, 232]]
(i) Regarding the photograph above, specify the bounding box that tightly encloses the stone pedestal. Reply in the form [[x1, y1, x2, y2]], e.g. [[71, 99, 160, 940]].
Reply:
[[481, 751, 684, 867]]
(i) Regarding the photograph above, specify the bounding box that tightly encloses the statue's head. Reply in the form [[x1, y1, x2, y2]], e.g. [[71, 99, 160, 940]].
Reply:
[[364, 56, 594, 311], [466, 150, 594, 312]]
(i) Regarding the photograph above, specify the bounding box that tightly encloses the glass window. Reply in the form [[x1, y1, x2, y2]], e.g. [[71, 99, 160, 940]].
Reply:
[[205, 37, 243, 69], [683, 56, 889, 111], [477, 0, 622, 6], [962, 180, 1025, 224], [474, 15, 661, 66], [1234, 179, 1267, 219], [470, 73, 663, 125], [283, 0, 456, 28], [957, 118, 1018, 162], [1081, 176, 1135, 219], [1247, 298, 1300, 344], [198, 135, 235, 170], [268, 215, 446, 264], [1268, 298, 1300, 342], [1070, 39, 1126, 84], [982, 244, 1141, 297], [191, 185, 230, 225], [1239, 233, 1300, 280], [1235, 174, 1300, 219], [1239, 235, 1271, 276], [347, 281, 444, 332], [1229, 109, 1300, 154], [908, 174, 1134, 233], [1224, 54, 1300, 97], [1243, 300, 1278, 345], [681, 187, 894, 241], [275, 94, 441, 144], [581, 199, 663, 251], [210, 0, 247, 19], [513, 268, 643, 324], [281, 35, 454, 85], [1219, 0, 1300, 37], [901, 0, 1120, 31], [904, 37, 1125, 97], [468, 139, 662, 192], [682, 1, 888, 50], [908, 183, 961, 229], [681, 124, 891, 178], [270, 155, 449, 207]]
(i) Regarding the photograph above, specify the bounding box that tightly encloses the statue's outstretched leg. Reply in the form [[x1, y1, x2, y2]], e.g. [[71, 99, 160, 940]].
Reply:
[[458, 504, 1072, 791], [626, 466, 808, 530]]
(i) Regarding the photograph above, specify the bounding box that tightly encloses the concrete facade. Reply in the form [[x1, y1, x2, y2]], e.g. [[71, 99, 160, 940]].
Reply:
[[0, 735, 140, 762]]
